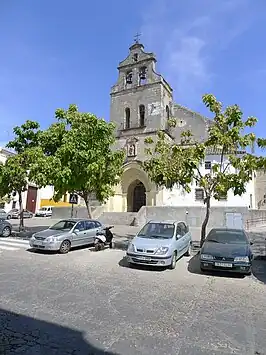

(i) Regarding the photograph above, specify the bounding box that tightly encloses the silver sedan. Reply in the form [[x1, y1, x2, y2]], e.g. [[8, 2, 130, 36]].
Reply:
[[29, 218, 103, 253]]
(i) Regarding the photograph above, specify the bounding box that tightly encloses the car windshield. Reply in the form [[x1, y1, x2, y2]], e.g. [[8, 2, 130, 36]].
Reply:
[[39, 208, 48, 211], [138, 222, 174, 239], [49, 220, 75, 231], [0, 210, 6, 214], [206, 229, 248, 244]]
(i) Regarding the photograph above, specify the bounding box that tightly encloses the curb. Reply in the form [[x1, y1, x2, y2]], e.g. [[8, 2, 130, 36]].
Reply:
[[11, 231, 32, 240]]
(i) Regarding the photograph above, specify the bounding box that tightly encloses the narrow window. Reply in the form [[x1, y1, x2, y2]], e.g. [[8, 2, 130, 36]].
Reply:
[[133, 53, 138, 62], [195, 188, 204, 201], [165, 105, 170, 131], [205, 161, 211, 170], [125, 108, 130, 129], [166, 105, 170, 119], [139, 105, 145, 127], [139, 66, 147, 85], [125, 71, 133, 85]]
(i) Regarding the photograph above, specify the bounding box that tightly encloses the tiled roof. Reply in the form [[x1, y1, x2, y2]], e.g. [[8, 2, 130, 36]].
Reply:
[[174, 144, 246, 155], [173, 103, 212, 125], [205, 147, 246, 155], [0, 147, 16, 156]]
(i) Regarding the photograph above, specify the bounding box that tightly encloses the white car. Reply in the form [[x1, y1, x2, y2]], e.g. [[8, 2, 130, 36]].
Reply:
[[35, 206, 53, 217]]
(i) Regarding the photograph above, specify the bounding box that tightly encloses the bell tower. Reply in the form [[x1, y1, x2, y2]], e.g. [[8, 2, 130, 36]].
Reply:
[[110, 37, 174, 138]]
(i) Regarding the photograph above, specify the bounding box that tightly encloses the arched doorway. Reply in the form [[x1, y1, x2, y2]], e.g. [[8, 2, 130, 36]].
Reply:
[[127, 180, 146, 212]]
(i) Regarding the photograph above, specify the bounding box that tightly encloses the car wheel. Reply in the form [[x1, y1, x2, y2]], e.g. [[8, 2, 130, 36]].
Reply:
[[7, 215, 11, 220], [2, 226, 11, 237], [184, 242, 192, 256], [59, 240, 71, 254], [169, 252, 177, 270], [95, 243, 101, 252], [200, 266, 205, 273]]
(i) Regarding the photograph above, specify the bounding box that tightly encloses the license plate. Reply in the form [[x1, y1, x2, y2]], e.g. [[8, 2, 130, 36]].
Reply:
[[215, 262, 232, 268], [33, 243, 42, 248], [137, 256, 151, 261]]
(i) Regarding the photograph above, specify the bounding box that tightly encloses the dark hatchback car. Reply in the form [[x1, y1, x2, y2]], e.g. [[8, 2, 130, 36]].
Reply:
[[200, 228, 253, 275]]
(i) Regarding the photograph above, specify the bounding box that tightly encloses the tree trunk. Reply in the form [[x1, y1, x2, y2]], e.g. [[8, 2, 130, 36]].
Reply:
[[200, 195, 211, 247], [18, 191, 24, 232], [83, 193, 92, 219]]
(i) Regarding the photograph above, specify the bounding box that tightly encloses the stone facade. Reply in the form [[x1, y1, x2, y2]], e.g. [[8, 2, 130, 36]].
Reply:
[[254, 170, 266, 209], [105, 41, 254, 213]]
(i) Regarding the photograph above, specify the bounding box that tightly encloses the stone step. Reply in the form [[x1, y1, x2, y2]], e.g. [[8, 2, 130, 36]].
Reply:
[[98, 212, 138, 226]]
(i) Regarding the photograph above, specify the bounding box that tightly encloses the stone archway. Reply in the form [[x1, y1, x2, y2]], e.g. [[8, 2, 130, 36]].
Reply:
[[127, 180, 146, 212], [119, 161, 157, 212]]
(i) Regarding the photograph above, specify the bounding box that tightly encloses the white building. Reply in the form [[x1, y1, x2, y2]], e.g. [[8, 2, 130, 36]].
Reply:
[[161, 152, 255, 209], [37, 186, 82, 209], [105, 150, 256, 212]]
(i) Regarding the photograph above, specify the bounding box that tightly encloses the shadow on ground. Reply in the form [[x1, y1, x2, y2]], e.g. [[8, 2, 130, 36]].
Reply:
[[188, 251, 266, 284], [0, 308, 117, 354], [252, 257, 266, 284], [188, 253, 246, 279], [27, 243, 96, 255]]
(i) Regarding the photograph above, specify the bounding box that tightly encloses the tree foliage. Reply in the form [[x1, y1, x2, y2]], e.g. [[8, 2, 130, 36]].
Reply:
[[144, 94, 262, 246], [40, 105, 125, 218], [6, 120, 40, 153], [0, 121, 42, 229]]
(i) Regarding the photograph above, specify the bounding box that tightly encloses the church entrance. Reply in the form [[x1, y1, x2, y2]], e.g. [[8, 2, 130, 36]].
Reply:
[[127, 180, 146, 212]]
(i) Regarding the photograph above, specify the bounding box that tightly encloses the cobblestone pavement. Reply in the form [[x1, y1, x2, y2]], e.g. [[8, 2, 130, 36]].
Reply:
[[1, 247, 266, 354]]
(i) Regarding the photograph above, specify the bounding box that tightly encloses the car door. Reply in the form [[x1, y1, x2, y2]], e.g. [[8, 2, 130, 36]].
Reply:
[[179, 222, 189, 254], [72, 221, 87, 246], [181, 222, 191, 252], [84, 221, 100, 244], [174, 223, 184, 257]]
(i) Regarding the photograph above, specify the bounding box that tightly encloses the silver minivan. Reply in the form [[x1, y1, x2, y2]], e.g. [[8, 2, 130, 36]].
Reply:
[[29, 218, 103, 253]]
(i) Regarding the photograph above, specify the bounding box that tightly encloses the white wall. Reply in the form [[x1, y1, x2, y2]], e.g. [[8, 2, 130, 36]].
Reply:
[[38, 186, 54, 200], [161, 154, 256, 208]]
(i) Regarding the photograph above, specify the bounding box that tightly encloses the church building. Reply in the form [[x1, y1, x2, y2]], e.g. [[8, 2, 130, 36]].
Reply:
[[104, 40, 255, 213]]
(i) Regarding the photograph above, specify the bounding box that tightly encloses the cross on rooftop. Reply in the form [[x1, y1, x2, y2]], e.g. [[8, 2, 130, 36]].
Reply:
[[134, 32, 141, 43]]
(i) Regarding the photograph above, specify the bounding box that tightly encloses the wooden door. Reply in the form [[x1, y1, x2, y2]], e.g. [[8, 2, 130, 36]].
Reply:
[[26, 186, 38, 213], [133, 182, 146, 212]]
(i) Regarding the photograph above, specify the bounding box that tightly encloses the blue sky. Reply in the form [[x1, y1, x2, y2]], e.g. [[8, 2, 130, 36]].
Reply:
[[1, 0, 266, 148]]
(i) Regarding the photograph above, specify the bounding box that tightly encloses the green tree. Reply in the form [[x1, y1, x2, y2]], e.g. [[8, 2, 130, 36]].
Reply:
[[1, 120, 42, 229], [0, 194, 11, 208], [40, 105, 125, 218], [144, 94, 260, 246], [6, 120, 40, 153], [0, 155, 28, 230]]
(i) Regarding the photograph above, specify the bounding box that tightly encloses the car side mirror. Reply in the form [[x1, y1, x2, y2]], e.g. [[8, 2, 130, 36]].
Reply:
[[176, 234, 181, 240], [74, 229, 79, 233], [250, 241, 253, 246]]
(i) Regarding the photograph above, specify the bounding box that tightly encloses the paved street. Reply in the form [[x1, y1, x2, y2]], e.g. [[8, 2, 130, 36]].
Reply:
[[0, 244, 266, 354]]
